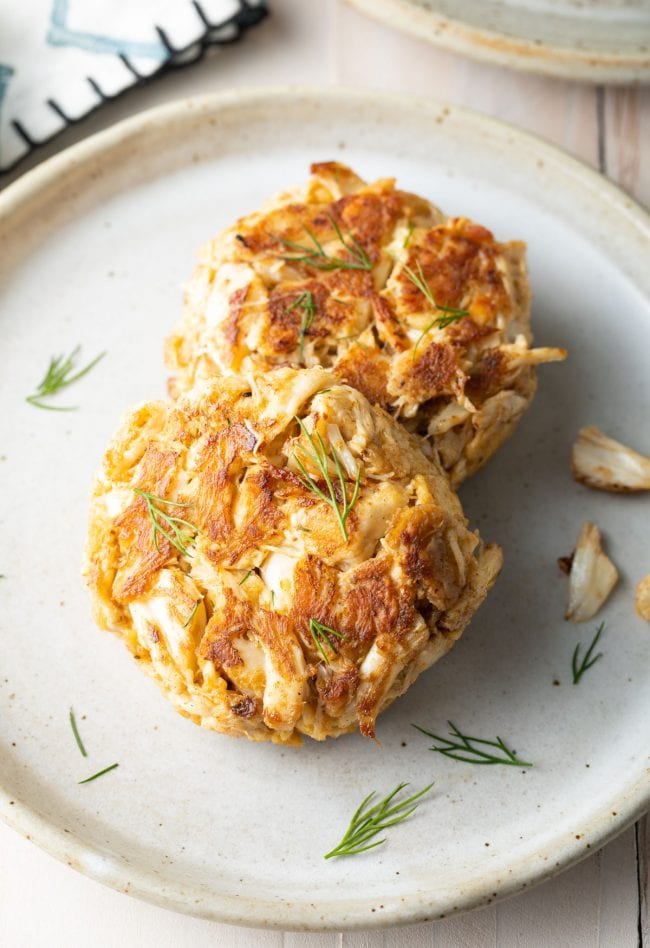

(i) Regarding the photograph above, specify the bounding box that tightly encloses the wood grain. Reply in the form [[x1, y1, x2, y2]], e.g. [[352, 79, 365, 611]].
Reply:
[[332, 2, 600, 168], [639, 815, 649, 944], [604, 86, 650, 209]]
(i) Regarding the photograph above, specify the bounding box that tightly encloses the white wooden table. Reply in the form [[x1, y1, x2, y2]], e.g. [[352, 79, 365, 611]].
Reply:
[[1, 2, 648, 944]]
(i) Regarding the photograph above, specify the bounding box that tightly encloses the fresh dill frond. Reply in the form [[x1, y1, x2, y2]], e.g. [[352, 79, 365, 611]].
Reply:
[[286, 291, 316, 362], [78, 762, 119, 785], [309, 618, 345, 664], [278, 216, 372, 272], [183, 599, 201, 629], [133, 489, 198, 558], [293, 417, 361, 543], [403, 222, 415, 248], [572, 622, 605, 685], [239, 570, 252, 586], [324, 782, 433, 859], [26, 346, 105, 411], [69, 708, 87, 757], [402, 261, 469, 353], [413, 721, 533, 767]]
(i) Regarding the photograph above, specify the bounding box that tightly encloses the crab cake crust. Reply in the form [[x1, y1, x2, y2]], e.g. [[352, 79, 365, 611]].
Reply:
[[165, 162, 566, 486], [85, 367, 502, 744]]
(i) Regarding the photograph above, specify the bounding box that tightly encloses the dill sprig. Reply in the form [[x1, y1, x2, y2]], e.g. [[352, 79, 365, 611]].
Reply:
[[309, 618, 345, 664], [403, 222, 415, 248], [69, 708, 87, 757], [413, 721, 533, 767], [78, 762, 119, 785], [182, 599, 201, 629], [324, 781, 433, 859], [239, 570, 252, 586], [287, 291, 316, 362], [133, 489, 197, 558], [293, 417, 361, 543], [278, 216, 372, 272], [403, 261, 469, 352], [572, 622, 604, 685], [26, 346, 105, 411]]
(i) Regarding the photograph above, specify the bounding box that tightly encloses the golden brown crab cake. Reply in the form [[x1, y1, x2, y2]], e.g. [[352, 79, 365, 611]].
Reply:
[[85, 366, 502, 745], [165, 162, 566, 486]]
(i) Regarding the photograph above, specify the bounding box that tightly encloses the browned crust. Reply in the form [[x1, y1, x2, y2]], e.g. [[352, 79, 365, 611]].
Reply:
[[397, 342, 464, 403], [91, 323, 505, 742], [166, 163, 565, 485], [398, 219, 512, 323], [334, 345, 392, 408]]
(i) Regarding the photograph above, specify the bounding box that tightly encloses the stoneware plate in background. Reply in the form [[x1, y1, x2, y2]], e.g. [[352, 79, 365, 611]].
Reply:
[[344, 0, 650, 82], [0, 88, 649, 931]]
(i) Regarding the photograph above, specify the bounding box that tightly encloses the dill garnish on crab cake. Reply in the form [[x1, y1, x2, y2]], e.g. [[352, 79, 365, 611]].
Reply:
[[165, 162, 566, 486], [84, 367, 502, 744]]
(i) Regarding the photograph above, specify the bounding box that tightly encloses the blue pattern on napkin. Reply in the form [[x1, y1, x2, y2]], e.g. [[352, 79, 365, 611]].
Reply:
[[0, 65, 13, 106], [47, 0, 166, 60]]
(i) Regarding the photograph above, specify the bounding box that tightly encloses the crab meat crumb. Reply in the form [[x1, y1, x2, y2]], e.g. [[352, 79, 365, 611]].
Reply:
[[572, 426, 650, 493], [564, 521, 619, 623], [636, 575, 650, 622]]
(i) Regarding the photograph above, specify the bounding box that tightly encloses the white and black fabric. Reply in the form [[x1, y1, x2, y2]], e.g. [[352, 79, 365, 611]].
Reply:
[[0, 0, 268, 173]]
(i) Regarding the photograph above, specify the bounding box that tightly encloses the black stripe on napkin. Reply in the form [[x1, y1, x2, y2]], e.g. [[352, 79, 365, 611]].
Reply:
[[2, 0, 268, 176]]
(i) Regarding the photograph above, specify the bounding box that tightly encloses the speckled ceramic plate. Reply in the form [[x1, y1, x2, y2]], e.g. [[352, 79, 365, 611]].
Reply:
[[344, 0, 650, 82], [1, 88, 649, 931]]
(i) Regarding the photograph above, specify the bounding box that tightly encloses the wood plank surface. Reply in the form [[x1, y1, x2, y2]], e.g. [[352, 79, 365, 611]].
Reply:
[[333, 2, 600, 169], [604, 86, 650, 208], [639, 816, 649, 945]]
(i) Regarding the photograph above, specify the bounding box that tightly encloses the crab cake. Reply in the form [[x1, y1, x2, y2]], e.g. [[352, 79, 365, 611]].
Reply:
[[165, 161, 566, 486], [85, 366, 502, 744]]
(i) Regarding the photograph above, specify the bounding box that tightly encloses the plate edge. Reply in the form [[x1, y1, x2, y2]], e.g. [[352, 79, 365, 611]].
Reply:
[[342, 0, 650, 83], [1, 84, 649, 930]]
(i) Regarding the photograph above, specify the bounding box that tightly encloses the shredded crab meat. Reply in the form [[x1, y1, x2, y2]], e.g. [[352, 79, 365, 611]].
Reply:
[[326, 423, 359, 478], [572, 426, 650, 493], [428, 402, 472, 437], [84, 366, 503, 744], [636, 576, 650, 621], [564, 521, 619, 623], [164, 161, 567, 485]]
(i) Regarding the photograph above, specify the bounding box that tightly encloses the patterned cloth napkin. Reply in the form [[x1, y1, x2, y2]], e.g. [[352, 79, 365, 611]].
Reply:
[[0, 0, 267, 173]]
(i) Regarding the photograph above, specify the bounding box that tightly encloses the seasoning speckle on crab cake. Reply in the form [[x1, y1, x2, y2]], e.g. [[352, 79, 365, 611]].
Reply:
[[85, 366, 502, 745], [165, 161, 566, 486]]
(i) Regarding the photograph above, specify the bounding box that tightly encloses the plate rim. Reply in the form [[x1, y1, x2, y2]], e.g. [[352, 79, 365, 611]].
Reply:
[[1, 85, 649, 931], [343, 0, 650, 83]]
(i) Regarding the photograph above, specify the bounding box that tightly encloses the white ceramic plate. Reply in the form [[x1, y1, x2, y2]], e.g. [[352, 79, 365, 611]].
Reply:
[[344, 0, 650, 82], [1, 88, 649, 931]]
